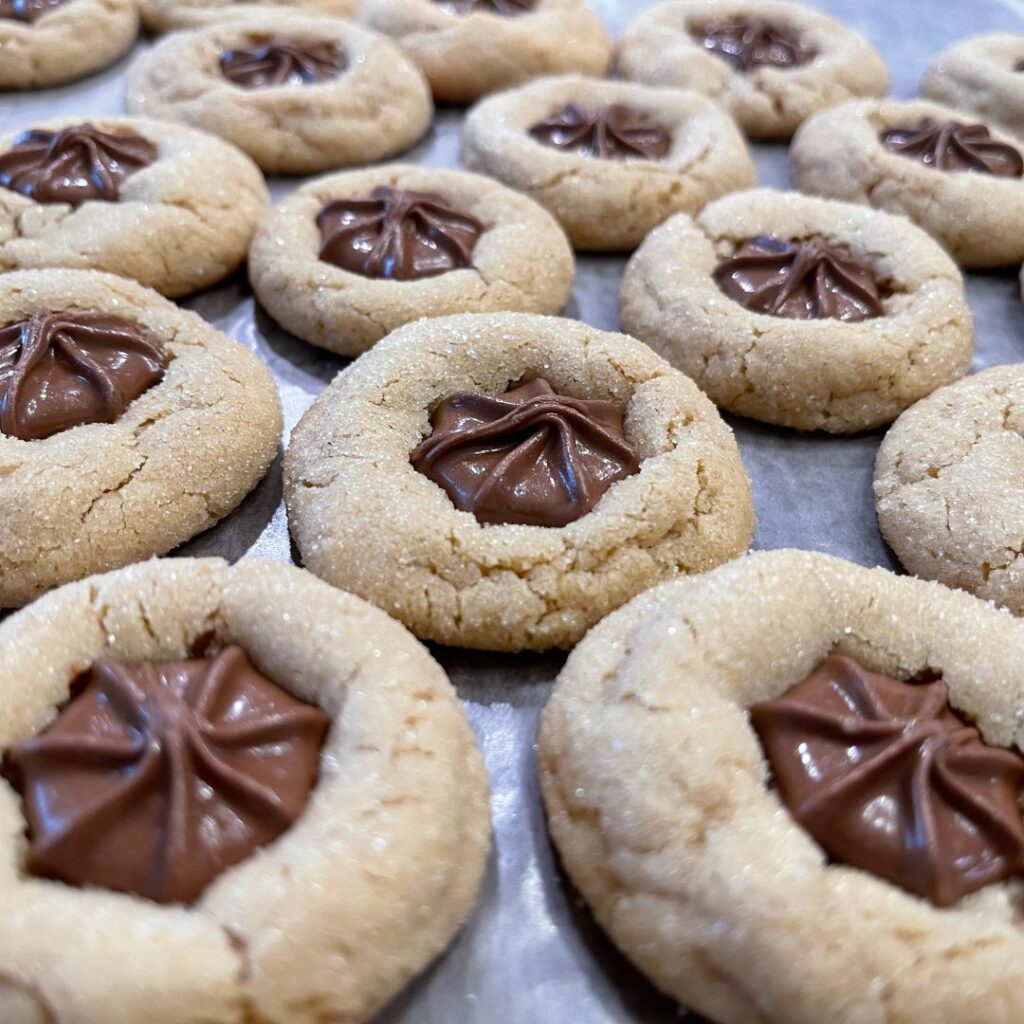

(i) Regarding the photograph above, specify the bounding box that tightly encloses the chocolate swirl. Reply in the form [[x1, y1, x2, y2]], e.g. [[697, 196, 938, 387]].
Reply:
[[692, 17, 814, 71], [0, 0, 66, 22], [529, 103, 672, 161], [714, 236, 887, 323], [220, 36, 347, 88], [0, 123, 157, 206], [882, 118, 1024, 177], [0, 311, 166, 441], [411, 377, 640, 528], [4, 646, 329, 905], [751, 654, 1024, 906], [318, 187, 483, 281], [432, 0, 535, 15]]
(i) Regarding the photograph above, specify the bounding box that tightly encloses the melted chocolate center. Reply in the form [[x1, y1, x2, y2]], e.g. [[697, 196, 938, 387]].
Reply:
[[0, 311, 166, 441], [0, 123, 157, 206], [529, 103, 672, 161], [411, 377, 641, 528], [318, 187, 483, 281], [751, 654, 1024, 906], [713, 236, 887, 323], [881, 118, 1024, 177], [220, 36, 347, 88], [4, 646, 329, 905], [692, 17, 814, 71], [0, 0, 66, 23]]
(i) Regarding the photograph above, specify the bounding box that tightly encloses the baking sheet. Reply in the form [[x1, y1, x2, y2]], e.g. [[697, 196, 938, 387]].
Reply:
[[4, 0, 1024, 1019]]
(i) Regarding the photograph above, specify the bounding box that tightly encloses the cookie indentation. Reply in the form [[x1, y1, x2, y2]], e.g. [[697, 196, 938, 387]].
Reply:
[[220, 36, 347, 88], [317, 187, 483, 280], [4, 645, 329, 905], [0, 311, 166, 441], [713, 235, 887, 322], [529, 103, 672, 161], [0, 123, 158, 206], [881, 118, 1024, 178], [750, 653, 1024, 907], [691, 17, 815, 71], [411, 377, 640, 527]]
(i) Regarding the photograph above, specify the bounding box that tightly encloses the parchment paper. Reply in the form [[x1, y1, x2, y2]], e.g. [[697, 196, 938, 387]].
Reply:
[[4, 0, 1024, 1019]]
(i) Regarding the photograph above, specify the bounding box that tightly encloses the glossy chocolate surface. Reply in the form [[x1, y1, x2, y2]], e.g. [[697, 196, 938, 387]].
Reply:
[[433, 0, 535, 14], [411, 377, 640, 527], [529, 103, 671, 161], [713, 235, 887, 322], [882, 118, 1024, 177], [220, 36, 347, 88], [751, 654, 1024, 906], [318, 186, 483, 281], [0, 123, 157, 206], [692, 17, 814, 71], [0, 311, 165, 441], [5, 646, 329, 905]]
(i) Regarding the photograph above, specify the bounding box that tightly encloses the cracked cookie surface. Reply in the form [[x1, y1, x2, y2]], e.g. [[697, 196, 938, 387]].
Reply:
[[125, 14, 433, 176], [616, 0, 888, 141], [0, 0, 138, 91], [791, 98, 1024, 269], [284, 311, 755, 652], [539, 548, 1024, 1024], [460, 75, 756, 252], [923, 34, 1024, 140], [358, 0, 611, 104], [0, 556, 490, 1024], [875, 364, 1024, 615], [140, 0, 357, 33], [0, 269, 281, 608], [0, 116, 269, 297], [249, 165, 575, 356], [619, 188, 974, 433]]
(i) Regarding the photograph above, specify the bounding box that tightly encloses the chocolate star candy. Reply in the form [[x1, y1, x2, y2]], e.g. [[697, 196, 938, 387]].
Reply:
[[0, 0, 66, 23], [5, 645, 330, 905], [529, 103, 672, 161], [411, 377, 641, 527], [0, 311, 166, 441], [713, 236, 887, 323], [0, 123, 158, 206], [220, 36, 347, 89], [881, 118, 1024, 178], [318, 187, 483, 281], [692, 17, 814, 72], [751, 654, 1024, 906]]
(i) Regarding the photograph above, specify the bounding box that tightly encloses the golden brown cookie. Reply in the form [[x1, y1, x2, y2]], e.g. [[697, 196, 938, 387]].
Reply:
[[284, 311, 755, 651], [0, 269, 282, 608], [140, 0, 357, 33]]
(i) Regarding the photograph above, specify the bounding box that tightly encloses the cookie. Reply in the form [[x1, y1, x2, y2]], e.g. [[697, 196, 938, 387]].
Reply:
[[0, 116, 268, 297], [249, 165, 574, 356], [540, 548, 1024, 1024], [140, 0, 357, 33], [873, 363, 1024, 616], [125, 14, 432, 176], [358, 0, 611, 105], [460, 74, 756, 252], [791, 98, 1024, 269], [616, 0, 889, 141], [284, 311, 755, 652], [0, 555, 490, 1024], [0, 269, 282, 608], [619, 188, 974, 433], [923, 34, 1024, 139], [0, 0, 138, 91]]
